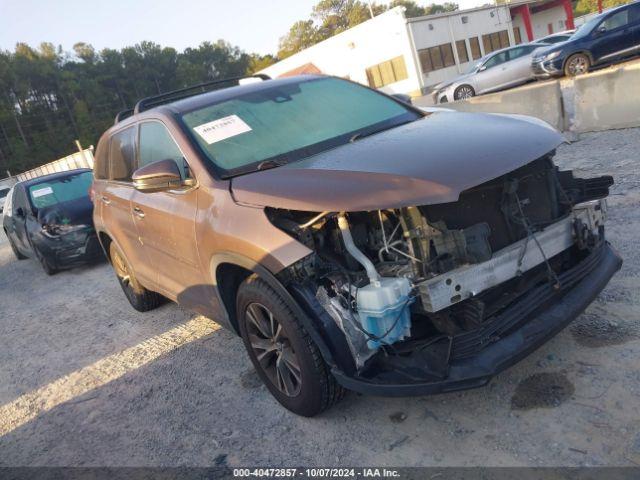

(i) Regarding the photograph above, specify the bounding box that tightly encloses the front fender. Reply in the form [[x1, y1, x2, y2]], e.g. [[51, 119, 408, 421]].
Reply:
[[210, 251, 342, 373]]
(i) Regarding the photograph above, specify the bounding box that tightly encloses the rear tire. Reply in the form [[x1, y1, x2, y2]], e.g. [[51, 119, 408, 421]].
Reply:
[[6, 234, 27, 260], [454, 84, 475, 100], [236, 275, 344, 416], [109, 242, 162, 312], [564, 53, 590, 77]]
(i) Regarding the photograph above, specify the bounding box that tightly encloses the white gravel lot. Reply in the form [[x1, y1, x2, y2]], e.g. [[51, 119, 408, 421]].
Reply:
[[0, 128, 639, 467]]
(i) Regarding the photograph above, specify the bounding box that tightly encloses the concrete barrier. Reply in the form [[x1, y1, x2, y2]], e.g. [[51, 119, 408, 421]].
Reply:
[[430, 81, 564, 131], [570, 61, 640, 133], [415, 59, 640, 133]]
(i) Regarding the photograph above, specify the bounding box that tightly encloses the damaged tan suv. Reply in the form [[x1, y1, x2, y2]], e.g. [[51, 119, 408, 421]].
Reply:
[[93, 74, 621, 416]]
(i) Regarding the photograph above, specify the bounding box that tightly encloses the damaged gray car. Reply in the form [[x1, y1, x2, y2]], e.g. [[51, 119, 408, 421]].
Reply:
[[95, 75, 621, 416]]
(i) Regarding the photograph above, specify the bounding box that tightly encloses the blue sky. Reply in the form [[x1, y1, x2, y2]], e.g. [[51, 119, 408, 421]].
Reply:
[[0, 0, 486, 56]]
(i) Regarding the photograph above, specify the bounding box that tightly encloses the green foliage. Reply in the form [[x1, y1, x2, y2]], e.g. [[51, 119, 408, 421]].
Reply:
[[277, 0, 458, 59], [0, 40, 252, 174], [574, 0, 629, 17], [248, 54, 278, 74]]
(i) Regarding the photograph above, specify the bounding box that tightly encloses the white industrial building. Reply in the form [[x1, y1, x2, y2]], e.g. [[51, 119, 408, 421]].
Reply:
[[260, 0, 576, 96]]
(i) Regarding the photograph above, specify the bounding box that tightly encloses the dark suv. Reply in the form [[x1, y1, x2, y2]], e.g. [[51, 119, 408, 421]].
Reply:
[[93, 74, 621, 416], [532, 1, 640, 77]]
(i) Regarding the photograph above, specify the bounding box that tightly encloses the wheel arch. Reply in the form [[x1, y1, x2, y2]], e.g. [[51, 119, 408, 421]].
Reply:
[[97, 230, 113, 262], [454, 84, 475, 100], [562, 50, 594, 71], [211, 252, 338, 370]]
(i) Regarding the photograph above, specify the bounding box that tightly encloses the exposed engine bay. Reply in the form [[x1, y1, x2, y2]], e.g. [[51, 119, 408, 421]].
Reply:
[[268, 154, 614, 374]]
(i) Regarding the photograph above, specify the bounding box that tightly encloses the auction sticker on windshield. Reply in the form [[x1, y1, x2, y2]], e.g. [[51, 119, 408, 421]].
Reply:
[[193, 115, 252, 144], [31, 186, 53, 198]]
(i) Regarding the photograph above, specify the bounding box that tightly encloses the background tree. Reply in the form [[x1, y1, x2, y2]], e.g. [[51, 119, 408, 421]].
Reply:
[[574, 0, 629, 16], [0, 40, 251, 175], [277, 0, 458, 59]]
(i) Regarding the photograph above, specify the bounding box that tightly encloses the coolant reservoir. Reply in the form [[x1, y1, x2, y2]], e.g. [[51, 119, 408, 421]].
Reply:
[[357, 277, 413, 350]]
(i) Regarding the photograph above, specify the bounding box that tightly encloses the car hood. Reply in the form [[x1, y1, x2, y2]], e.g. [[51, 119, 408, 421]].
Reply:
[[436, 72, 474, 90], [230, 111, 564, 212]]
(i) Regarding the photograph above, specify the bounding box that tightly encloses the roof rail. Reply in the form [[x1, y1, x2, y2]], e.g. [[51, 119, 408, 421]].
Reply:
[[133, 73, 271, 115], [114, 108, 134, 125]]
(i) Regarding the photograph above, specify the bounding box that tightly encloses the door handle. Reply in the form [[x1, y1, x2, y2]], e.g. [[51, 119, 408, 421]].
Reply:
[[101, 196, 111, 205], [133, 206, 145, 218]]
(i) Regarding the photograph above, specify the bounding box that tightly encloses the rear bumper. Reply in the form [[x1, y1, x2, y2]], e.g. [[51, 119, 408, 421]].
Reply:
[[332, 242, 622, 396]]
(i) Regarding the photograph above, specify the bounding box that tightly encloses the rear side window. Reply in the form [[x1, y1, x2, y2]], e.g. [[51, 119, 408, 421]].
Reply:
[[109, 127, 137, 181], [93, 138, 110, 180], [601, 9, 628, 30], [139, 122, 187, 179]]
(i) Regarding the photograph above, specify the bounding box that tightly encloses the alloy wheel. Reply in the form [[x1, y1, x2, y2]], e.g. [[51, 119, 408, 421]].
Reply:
[[567, 55, 589, 76], [455, 85, 474, 100], [112, 248, 132, 286], [244, 302, 302, 397]]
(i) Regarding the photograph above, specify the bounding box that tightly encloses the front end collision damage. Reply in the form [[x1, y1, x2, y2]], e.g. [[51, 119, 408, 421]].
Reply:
[[264, 155, 621, 394]]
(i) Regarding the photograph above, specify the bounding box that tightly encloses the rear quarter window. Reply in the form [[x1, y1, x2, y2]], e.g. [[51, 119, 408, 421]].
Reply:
[[93, 137, 110, 180], [109, 126, 137, 182]]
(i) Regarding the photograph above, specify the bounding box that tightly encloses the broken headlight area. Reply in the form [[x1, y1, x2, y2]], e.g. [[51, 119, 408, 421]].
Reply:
[[269, 155, 614, 377]]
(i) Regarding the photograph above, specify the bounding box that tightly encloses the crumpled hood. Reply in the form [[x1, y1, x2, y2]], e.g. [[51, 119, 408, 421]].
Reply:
[[231, 111, 564, 212]]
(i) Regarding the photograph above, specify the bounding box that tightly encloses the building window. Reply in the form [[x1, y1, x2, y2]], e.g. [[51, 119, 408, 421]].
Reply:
[[456, 40, 469, 63], [461, 16, 469, 24], [482, 30, 510, 54], [513, 27, 522, 44], [418, 43, 456, 73], [548, 23, 554, 34], [469, 37, 482, 60], [365, 55, 408, 88]]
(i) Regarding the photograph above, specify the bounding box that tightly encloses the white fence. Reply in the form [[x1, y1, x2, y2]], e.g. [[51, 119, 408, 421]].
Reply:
[[13, 148, 94, 183]]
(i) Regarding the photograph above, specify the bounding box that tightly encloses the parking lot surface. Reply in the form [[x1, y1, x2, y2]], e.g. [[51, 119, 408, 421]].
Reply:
[[1, 128, 639, 467]]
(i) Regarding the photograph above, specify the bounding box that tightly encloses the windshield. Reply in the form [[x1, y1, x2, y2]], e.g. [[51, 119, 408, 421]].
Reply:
[[465, 58, 484, 74], [570, 15, 601, 40], [180, 77, 420, 177], [27, 171, 92, 209]]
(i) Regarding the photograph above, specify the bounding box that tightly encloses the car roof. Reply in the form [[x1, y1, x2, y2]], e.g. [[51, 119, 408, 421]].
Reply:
[[17, 168, 92, 188], [102, 75, 325, 138], [542, 30, 575, 38], [163, 75, 322, 116], [480, 42, 545, 61]]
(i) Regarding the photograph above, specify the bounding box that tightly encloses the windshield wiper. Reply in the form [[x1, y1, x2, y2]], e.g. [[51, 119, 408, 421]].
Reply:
[[350, 119, 417, 143], [256, 158, 288, 171]]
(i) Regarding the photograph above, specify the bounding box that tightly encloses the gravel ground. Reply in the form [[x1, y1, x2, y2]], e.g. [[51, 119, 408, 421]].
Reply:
[[0, 128, 639, 467]]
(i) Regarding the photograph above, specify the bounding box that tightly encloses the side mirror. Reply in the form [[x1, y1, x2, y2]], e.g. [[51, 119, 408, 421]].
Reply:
[[391, 93, 412, 105], [132, 159, 183, 193], [596, 25, 607, 35], [478, 65, 487, 72]]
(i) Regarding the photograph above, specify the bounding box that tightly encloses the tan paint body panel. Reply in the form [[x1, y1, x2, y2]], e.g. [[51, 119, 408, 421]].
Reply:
[[92, 109, 312, 324]]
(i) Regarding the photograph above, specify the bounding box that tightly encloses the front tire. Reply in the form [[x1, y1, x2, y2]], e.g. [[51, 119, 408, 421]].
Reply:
[[236, 275, 344, 416], [454, 84, 475, 100], [564, 53, 590, 77], [30, 241, 57, 275], [109, 242, 162, 312], [6, 233, 27, 260]]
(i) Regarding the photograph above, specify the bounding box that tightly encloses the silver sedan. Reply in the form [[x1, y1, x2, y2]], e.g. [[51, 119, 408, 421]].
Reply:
[[433, 43, 549, 103]]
